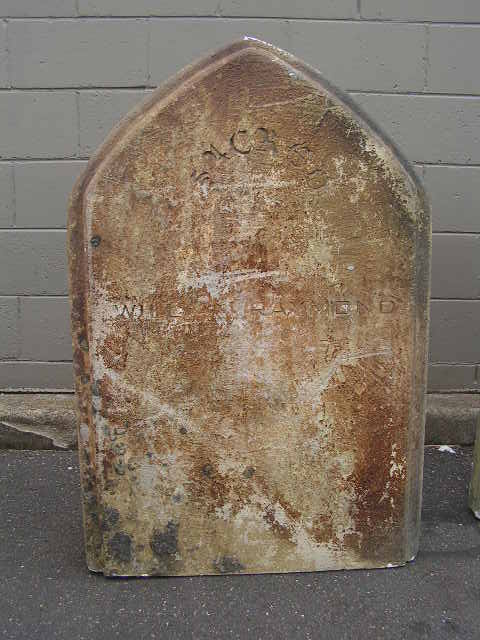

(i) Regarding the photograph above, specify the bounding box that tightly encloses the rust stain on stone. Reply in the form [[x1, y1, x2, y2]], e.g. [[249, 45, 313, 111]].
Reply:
[[68, 39, 430, 576]]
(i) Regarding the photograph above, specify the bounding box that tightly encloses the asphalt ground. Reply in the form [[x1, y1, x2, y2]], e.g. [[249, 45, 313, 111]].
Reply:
[[0, 446, 479, 640]]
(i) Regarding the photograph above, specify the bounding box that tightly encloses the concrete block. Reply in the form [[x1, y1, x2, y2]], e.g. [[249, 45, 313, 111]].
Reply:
[[290, 21, 425, 92], [79, 0, 218, 15], [426, 394, 480, 445], [361, 0, 480, 22], [19, 297, 72, 361], [0, 91, 77, 159], [10, 19, 149, 88], [148, 20, 425, 92], [0, 362, 73, 391], [428, 26, 480, 95], [0, 21, 8, 87], [353, 93, 480, 164], [0, 297, 19, 358], [431, 234, 480, 299], [78, 89, 151, 155], [424, 166, 480, 232], [0, 393, 77, 450], [148, 19, 291, 86], [218, 0, 356, 18], [0, 1, 76, 17], [15, 161, 87, 228], [429, 300, 480, 364], [428, 365, 478, 393], [79, 0, 357, 17], [0, 164, 14, 227], [0, 231, 67, 295]]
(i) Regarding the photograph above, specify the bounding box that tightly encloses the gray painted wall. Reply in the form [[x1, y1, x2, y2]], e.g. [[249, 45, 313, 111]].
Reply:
[[0, 1, 479, 392]]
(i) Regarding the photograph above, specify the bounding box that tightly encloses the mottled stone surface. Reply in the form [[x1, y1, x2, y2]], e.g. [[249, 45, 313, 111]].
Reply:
[[68, 39, 430, 576]]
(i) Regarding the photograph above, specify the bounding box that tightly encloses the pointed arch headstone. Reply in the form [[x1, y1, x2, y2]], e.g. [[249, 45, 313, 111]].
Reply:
[[68, 39, 430, 576]]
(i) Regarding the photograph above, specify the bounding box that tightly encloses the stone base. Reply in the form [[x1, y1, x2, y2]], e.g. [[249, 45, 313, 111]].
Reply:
[[0, 392, 479, 450]]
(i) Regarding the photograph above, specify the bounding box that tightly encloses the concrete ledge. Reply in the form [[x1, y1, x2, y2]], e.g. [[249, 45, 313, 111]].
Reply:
[[0, 392, 479, 450], [426, 393, 480, 445], [0, 393, 77, 450]]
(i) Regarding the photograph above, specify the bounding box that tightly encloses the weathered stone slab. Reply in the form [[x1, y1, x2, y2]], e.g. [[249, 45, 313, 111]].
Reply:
[[68, 39, 430, 576], [469, 422, 480, 519]]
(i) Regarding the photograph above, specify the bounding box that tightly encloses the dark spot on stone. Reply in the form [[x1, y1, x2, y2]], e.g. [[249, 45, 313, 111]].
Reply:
[[172, 492, 183, 503], [108, 532, 131, 563], [81, 374, 89, 384], [101, 506, 120, 531], [90, 235, 101, 247], [114, 460, 126, 475], [146, 451, 153, 459], [179, 427, 188, 434], [85, 493, 97, 509], [213, 555, 244, 574], [202, 463, 213, 477], [104, 479, 117, 492], [243, 466, 255, 478], [112, 442, 126, 455], [151, 521, 179, 558], [78, 334, 89, 352], [114, 424, 128, 436]]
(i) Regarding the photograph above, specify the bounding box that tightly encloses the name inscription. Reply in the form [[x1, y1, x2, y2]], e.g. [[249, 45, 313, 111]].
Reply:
[[191, 122, 333, 192], [112, 295, 397, 323]]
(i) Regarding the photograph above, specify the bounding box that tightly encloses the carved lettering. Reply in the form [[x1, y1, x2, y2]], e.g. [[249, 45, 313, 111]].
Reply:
[[380, 299, 396, 314], [306, 168, 329, 189], [335, 301, 352, 316], [230, 129, 252, 154], [288, 142, 312, 167], [117, 303, 143, 320]]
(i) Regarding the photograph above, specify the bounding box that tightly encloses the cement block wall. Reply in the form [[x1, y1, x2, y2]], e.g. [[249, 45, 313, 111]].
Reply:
[[0, 1, 479, 392]]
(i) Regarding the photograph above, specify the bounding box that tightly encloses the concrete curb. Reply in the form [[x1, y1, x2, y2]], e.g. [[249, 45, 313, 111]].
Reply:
[[0, 392, 479, 450], [425, 393, 480, 445], [0, 393, 77, 450]]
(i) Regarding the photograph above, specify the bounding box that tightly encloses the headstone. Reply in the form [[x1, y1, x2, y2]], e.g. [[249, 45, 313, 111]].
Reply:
[[68, 39, 430, 576], [469, 422, 480, 519]]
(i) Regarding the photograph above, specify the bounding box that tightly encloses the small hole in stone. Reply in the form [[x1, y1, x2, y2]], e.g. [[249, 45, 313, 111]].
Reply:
[[179, 427, 187, 434], [90, 235, 101, 247]]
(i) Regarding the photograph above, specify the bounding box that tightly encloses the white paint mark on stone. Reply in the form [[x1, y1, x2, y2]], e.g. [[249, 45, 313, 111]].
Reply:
[[438, 445, 456, 454], [177, 269, 288, 300]]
